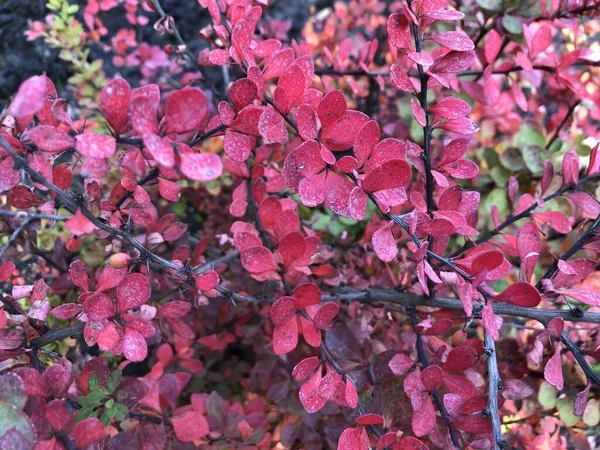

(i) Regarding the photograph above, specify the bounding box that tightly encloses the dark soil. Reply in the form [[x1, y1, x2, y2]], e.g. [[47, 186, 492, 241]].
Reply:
[[0, 0, 334, 105]]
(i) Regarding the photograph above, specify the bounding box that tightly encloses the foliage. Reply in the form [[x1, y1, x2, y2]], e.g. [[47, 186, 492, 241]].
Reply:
[[1, 0, 600, 449]]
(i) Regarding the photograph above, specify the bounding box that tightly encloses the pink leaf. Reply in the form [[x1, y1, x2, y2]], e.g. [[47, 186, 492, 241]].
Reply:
[[180, 152, 223, 182], [122, 328, 148, 362], [240, 246, 278, 273], [270, 296, 297, 326], [502, 379, 534, 400], [544, 345, 564, 390], [292, 357, 320, 381], [313, 302, 339, 329], [65, 208, 96, 236], [430, 32, 474, 51], [299, 369, 327, 413], [7, 75, 47, 119], [338, 427, 369, 450], [258, 106, 288, 144], [75, 133, 116, 158], [412, 395, 436, 437], [27, 126, 74, 153], [372, 223, 397, 262], [482, 304, 500, 341], [389, 353, 414, 376]]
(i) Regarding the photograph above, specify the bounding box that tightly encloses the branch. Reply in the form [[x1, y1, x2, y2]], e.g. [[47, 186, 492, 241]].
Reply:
[[545, 100, 581, 150], [536, 213, 600, 289], [450, 173, 600, 257], [0, 216, 30, 259], [408, 308, 462, 448], [484, 332, 505, 450]]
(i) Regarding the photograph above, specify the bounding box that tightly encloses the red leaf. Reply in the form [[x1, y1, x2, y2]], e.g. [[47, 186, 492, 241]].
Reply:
[[180, 152, 223, 182], [84, 293, 115, 321], [470, 250, 504, 277], [99, 78, 131, 135], [194, 270, 219, 291], [27, 126, 74, 153], [158, 178, 181, 202], [7, 75, 47, 119], [421, 365, 443, 391], [484, 29, 502, 65], [273, 316, 298, 355], [493, 282, 541, 307], [454, 414, 492, 434], [0, 157, 20, 191], [397, 436, 428, 450], [439, 118, 479, 135], [295, 104, 318, 141], [258, 106, 288, 144], [223, 130, 255, 162], [292, 283, 321, 309], [502, 379, 534, 400], [69, 418, 105, 447], [429, 97, 471, 120], [270, 296, 297, 326], [171, 411, 209, 442], [117, 273, 151, 312], [292, 356, 320, 381], [240, 246, 278, 273], [229, 78, 258, 112], [517, 221, 541, 258], [65, 208, 96, 236], [345, 378, 358, 408], [356, 413, 384, 425], [143, 134, 175, 167], [313, 302, 340, 329], [443, 346, 478, 372], [408, 51, 434, 67], [338, 427, 369, 450], [122, 328, 148, 362], [546, 317, 565, 338], [158, 301, 192, 318], [75, 133, 116, 158], [164, 87, 208, 134], [0, 261, 15, 282], [51, 303, 83, 320], [390, 63, 415, 92], [299, 369, 327, 413], [318, 371, 342, 400], [389, 353, 414, 376], [321, 110, 369, 151]]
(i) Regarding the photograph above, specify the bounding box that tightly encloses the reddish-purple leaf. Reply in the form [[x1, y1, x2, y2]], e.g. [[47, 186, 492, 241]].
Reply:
[[502, 379, 534, 400], [443, 346, 478, 372], [117, 273, 151, 312], [560, 288, 600, 307], [493, 282, 542, 307], [389, 353, 414, 376], [454, 415, 492, 434], [482, 303, 500, 342], [544, 346, 564, 390], [421, 365, 443, 391], [69, 418, 104, 447], [171, 411, 209, 442], [258, 106, 288, 144], [75, 133, 116, 158]]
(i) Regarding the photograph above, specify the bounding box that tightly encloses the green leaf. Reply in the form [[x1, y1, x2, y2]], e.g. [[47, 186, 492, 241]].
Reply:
[[538, 381, 558, 409], [583, 399, 600, 426], [107, 370, 121, 393], [556, 398, 579, 427], [105, 399, 115, 409], [502, 15, 523, 34], [113, 403, 128, 421], [79, 391, 105, 409], [0, 402, 35, 445], [516, 124, 546, 148], [522, 145, 549, 176], [499, 147, 525, 171], [88, 373, 99, 390], [476, 0, 502, 9]]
